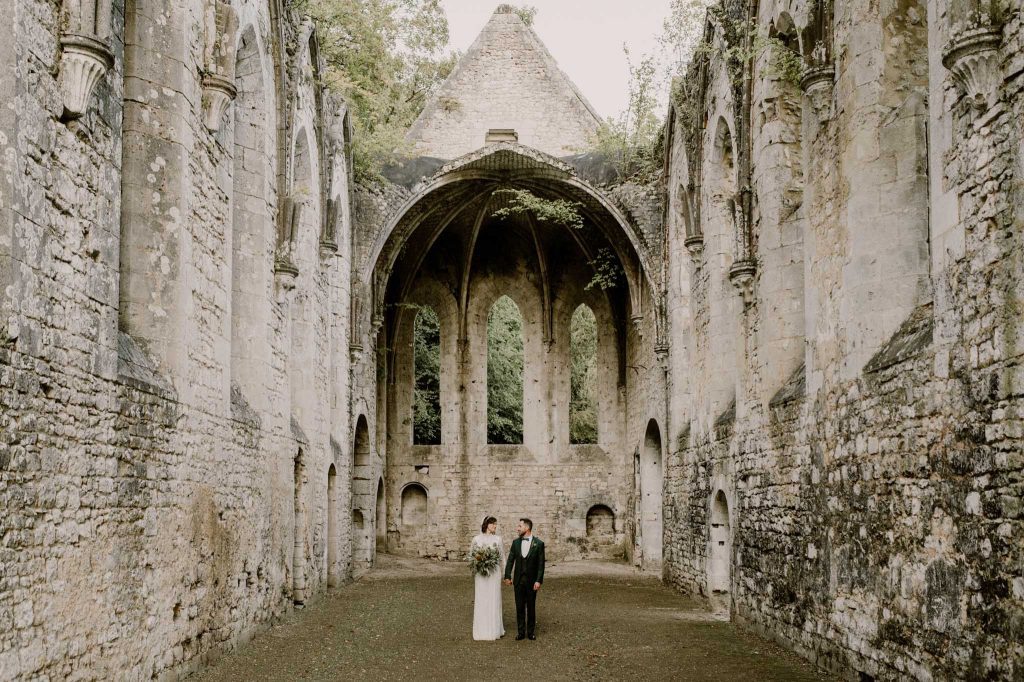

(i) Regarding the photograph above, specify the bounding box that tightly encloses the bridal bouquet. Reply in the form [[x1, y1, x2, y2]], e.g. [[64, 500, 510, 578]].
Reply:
[[467, 543, 501, 577]]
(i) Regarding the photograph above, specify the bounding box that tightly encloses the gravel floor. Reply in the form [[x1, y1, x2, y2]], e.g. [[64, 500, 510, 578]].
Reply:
[[193, 557, 833, 682]]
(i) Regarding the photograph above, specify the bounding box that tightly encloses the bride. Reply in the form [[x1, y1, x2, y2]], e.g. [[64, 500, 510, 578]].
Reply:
[[471, 516, 505, 640]]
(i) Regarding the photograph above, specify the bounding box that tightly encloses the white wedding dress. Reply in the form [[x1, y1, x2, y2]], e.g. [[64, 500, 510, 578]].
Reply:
[[471, 533, 505, 640]]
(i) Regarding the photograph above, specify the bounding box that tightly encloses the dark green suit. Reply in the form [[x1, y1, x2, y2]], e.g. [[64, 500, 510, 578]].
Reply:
[[504, 535, 545, 637]]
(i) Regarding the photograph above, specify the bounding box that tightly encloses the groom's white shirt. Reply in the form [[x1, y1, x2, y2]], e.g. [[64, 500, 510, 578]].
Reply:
[[520, 535, 532, 558]]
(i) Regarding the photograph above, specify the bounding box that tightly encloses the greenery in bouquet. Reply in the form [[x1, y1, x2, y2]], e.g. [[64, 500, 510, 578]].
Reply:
[[467, 543, 501, 577]]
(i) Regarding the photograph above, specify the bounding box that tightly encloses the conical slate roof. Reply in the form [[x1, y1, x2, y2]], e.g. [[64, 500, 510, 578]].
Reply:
[[405, 4, 603, 160]]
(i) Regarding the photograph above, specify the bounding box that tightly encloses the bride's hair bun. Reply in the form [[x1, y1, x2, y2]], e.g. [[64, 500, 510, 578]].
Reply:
[[481, 515, 498, 532]]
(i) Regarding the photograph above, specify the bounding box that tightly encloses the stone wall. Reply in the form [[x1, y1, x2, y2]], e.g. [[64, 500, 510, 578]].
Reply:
[[663, 0, 1023, 678], [404, 5, 602, 160], [0, 0, 355, 677]]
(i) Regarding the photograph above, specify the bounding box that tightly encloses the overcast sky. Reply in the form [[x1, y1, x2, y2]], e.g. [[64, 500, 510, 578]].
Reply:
[[439, 0, 673, 120]]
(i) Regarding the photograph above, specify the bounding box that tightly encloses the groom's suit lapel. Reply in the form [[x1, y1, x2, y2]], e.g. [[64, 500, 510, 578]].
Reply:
[[525, 536, 539, 559]]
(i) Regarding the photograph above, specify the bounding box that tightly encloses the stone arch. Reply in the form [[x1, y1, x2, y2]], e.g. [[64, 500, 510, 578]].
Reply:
[[400, 483, 429, 528], [487, 295, 525, 445], [569, 303, 598, 444], [586, 504, 615, 540], [292, 448, 306, 605], [708, 489, 732, 614], [638, 419, 663, 570], [230, 24, 271, 403], [363, 145, 658, 329], [326, 462, 338, 587]]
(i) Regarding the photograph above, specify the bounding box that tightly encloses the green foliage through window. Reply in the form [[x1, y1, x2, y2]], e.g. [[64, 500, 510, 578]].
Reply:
[[413, 306, 441, 444], [570, 305, 598, 444], [487, 296, 524, 445]]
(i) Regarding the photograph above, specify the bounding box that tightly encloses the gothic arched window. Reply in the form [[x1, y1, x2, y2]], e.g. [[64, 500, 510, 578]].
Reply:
[[570, 304, 598, 444], [413, 306, 441, 444], [487, 296, 524, 444]]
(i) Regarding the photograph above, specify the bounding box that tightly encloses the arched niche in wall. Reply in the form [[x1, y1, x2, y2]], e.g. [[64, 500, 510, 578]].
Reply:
[[375, 477, 386, 555], [570, 304, 598, 445], [229, 24, 270, 401], [487, 295, 524, 445], [327, 463, 338, 587], [638, 419, 663, 569], [586, 504, 615, 541], [351, 415, 373, 569], [400, 483, 428, 528], [353, 414, 371, 468]]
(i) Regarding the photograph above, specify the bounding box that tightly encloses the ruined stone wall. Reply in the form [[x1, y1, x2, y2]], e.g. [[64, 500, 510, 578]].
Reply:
[[404, 5, 602, 160], [0, 0, 355, 676], [382, 224, 632, 562], [664, 0, 1023, 678]]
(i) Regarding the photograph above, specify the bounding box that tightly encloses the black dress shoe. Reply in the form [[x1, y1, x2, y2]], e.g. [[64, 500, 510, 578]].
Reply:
[[515, 635, 525, 640], [528, 635, 536, 640]]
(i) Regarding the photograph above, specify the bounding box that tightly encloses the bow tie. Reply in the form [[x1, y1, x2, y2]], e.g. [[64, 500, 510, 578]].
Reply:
[[522, 538, 531, 542]]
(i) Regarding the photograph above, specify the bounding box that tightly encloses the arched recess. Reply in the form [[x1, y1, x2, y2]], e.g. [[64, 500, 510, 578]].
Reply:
[[351, 415, 373, 569], [288, 127, 320, 428], [696, 112, 741, 428], [230, 24, 270, 401], [708, 490, 732, 614], [487, 295, 524, 445], [327, 463, 338, 587], [570, 304, 598, 444], [292, 449, 306, 605], [639, 420, 663, 569], [755, 10, 807, 406], [375, 477, 386, 555], [586, 504, 615, 540], [400, 483, 428, 527], [413, 306, 442, 445]]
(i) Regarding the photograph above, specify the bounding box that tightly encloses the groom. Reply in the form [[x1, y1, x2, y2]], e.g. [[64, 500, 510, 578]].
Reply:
[[503, 518, 545, 640]]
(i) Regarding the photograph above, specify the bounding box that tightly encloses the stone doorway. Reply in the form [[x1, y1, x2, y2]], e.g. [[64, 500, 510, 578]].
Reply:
[[708, 490, 731, 615]]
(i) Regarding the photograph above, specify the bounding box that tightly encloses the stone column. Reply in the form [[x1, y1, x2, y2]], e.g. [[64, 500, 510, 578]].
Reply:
[[118, 0, 195, 392]]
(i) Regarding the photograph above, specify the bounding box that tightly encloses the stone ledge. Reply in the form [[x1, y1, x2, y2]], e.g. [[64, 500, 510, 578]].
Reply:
[[116, 332, 175, 398], [769, 363, 806, 409], [863, 303, 934, 375]]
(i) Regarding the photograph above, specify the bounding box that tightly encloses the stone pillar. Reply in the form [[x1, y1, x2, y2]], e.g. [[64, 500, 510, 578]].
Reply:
[[808, 0, 931, 389], [118, 0, 195, 392]]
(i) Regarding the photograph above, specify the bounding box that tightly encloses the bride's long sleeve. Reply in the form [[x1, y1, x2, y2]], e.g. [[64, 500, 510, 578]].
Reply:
[[497, 535, 505, 567]]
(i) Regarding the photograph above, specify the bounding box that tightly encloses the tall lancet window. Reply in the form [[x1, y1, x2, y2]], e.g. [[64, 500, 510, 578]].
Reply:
[[487, 296, 524, 444], [413, 306, 441, 444], [570, 304, 598, 444]]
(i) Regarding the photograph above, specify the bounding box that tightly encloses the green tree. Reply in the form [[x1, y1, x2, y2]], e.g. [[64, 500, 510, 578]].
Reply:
[[413, 306, 441, 444], [570, 305, 598, 444], [487, 296, 524, 445], [304, 0, 458, 182]]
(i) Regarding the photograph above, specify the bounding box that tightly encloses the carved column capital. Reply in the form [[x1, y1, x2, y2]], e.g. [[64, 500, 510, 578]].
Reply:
[[942, 26, 1003, 112], [58, 34, 114, 120], [800, 64, 835, 121], [728, 259, 757, 307], [684, 235, 705, 262], [201, 73, 237, 131]]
